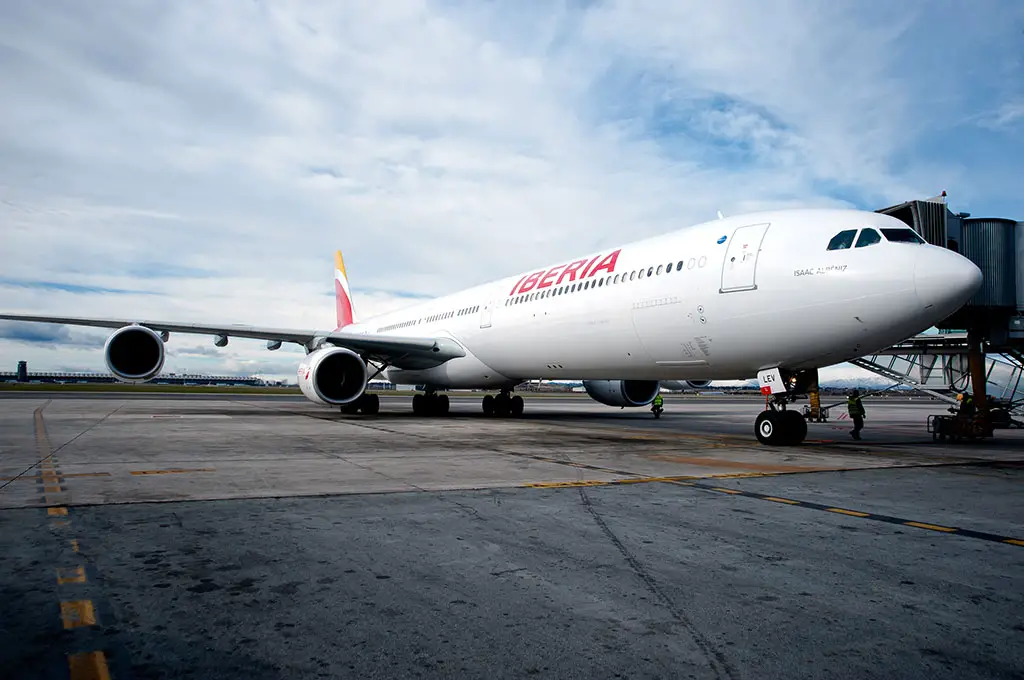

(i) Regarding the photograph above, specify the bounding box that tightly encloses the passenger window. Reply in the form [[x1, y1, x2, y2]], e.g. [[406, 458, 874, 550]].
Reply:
[[827, 230, 857, 250], [630, 271, 636, 281], [656, 265, 663, 275], [676, 261, 684, 271], [647, 267, 654, 277], [856, 228, 881, 248], [665, 262, 673, 273], [613, 274, 619, 284]]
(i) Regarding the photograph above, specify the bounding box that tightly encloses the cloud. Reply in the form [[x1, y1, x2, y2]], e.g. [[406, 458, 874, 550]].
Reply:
[[0, 321, 106, 349], [0, 0, 1021, 383]]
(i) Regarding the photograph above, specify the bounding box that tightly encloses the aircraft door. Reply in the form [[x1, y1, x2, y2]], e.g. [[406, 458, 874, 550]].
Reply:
[[720, 222, 770, 293], [479, 298, 496, 328]]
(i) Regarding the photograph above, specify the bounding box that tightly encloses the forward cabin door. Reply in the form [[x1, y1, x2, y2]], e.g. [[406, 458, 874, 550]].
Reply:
[[479, 297, 496, 328], [720, 223, 770, 293]]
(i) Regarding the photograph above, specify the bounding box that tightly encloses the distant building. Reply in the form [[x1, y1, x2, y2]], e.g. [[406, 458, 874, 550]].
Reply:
[[16, 361, 27, 383]]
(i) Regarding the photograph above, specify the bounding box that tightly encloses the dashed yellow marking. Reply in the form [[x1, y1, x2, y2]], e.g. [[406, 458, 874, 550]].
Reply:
[[44, 485, 63, 493], [60, 600, 96, 628], [524, 480, 607, 488], [711, 487, 743, 494], [764, 496, 801, 505], [68, 651, 111, 680], [904, 521, 957, 533], [47, 507, 68, 516], [827, 508, 870, 518], [71, 539, 80, 553], [129, 468, 216, 476], [57, 566, 87, 585], [1005, 539, 1024, 547]]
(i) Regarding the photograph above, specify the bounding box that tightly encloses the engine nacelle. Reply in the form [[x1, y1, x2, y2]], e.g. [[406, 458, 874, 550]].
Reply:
[[103, 325, 166, 383], [583, 380, 660, 407], [297, 346, 368, 406], [686, 380, 712, 389]]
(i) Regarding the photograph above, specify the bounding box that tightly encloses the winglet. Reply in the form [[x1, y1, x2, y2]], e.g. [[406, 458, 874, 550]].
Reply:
[[334, 250, 356, 330]]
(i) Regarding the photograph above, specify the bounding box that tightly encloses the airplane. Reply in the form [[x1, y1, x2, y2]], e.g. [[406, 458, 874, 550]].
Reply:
[[0, 208, 982, 446]]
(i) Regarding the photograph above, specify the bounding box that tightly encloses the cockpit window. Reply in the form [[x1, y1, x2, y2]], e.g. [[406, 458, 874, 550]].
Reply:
[[855, 228, 882, 248], [827, 230, 857, 250], [881, 228, 925, 244]]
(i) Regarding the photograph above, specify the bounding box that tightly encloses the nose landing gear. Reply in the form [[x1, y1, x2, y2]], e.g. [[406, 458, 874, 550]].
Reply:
[[754, 368, 816, 446]]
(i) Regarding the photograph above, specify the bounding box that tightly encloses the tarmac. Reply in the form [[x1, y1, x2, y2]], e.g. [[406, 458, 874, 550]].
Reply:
[[1, 392, 1022, 679]]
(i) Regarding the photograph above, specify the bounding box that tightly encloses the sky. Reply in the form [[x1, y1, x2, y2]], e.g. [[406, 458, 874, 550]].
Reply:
[[0, 0, 1021, 383]]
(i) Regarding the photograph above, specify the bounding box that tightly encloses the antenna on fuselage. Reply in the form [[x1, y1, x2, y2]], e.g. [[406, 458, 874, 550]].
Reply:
[[717, 210, 725, 220]]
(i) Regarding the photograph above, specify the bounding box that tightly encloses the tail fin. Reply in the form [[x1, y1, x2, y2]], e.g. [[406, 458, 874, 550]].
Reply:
[[334, 250, 356, 330]]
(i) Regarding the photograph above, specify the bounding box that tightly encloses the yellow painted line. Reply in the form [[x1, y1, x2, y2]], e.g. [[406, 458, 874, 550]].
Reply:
[[129, 468, 216, 475], [524, 480, 608, 488], [711, 487, 742, 494], [44, 485, 63, 493], [68, 651, 111, 680], [47, 507, 68, 516], [60, 600, 97, 628], [1004, 539, 1024, 547], [71, 539, 80, 553], [52, 519, 70, 528], [763, 496, 801, 505], [56, 566, 87, 585], [827, 507, 870, 518], [904, 521, 957, 533]]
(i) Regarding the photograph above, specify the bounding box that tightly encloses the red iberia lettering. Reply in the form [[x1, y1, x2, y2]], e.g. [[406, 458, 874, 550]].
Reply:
[[537, 264, 566, 289], [556, 259, 588, 284], [509, 274, 528, 296], [587, 249, 621, 277], [517, 270, 544, 294], [580, 255, 602, 278]]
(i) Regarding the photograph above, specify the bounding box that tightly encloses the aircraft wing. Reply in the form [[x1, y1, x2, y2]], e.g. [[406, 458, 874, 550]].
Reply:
[[0, 313, 465, 370]]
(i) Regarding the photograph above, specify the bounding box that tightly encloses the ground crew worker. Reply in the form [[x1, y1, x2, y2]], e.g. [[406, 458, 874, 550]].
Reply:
[[847, 389, 865, 440], [957, 392, 975, 417], [652, 392, 664, 412]]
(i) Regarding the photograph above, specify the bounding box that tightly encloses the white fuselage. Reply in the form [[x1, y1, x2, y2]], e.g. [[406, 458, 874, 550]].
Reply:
[[345, 209, 981, 389]]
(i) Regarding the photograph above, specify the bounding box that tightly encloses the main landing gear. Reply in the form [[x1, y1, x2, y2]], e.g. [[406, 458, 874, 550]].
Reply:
[[412, 389, 450, 416], [481, 389, 524, 417], [341, 392, 380, 415]]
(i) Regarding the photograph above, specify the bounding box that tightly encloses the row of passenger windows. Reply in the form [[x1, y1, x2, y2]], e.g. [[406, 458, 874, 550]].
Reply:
[[504, 257, 706, 307], [826, 227, 925, 251], [376, 305, 481, 333]]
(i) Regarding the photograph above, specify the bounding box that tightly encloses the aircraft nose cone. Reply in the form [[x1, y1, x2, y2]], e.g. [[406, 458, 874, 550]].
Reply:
[[914, 246, 983, 316]]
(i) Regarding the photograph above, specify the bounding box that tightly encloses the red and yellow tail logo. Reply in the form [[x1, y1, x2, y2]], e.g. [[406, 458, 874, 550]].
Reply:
[[334, 250, 355, 330]]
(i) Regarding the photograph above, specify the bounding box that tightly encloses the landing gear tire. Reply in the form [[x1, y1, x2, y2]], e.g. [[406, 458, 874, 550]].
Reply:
[[510, 395, 524, 417], [493, 393, 511, 417], [412, 393, 426, 416], [360, 393, 380, 415], [482, 394, 495, 416], [755, 411, 781, 445], [755, 409, 806, 446], [435, 394, 450, 416], [413, 392, 448, 416], [780, 410, 807, 445]]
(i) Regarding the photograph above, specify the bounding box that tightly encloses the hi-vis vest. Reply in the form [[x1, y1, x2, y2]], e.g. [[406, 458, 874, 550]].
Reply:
[[847, 397, 865, 417]]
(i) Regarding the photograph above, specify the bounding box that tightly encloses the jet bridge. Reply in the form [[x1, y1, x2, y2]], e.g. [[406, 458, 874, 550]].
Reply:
[[845, 195, 1024, 433]]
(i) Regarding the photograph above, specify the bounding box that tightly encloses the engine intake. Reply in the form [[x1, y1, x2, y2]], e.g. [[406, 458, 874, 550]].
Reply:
[[582, 380, 660, 407], [298, 346, 368, 405], [103, 325, 166, 383], [686, 380, 712, 389]]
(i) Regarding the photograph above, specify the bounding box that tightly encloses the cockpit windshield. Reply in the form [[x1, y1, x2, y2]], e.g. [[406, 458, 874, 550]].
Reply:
[[855, 228, 881, 248], [881, 228, 925, 244], [826, 229, 857, 250]]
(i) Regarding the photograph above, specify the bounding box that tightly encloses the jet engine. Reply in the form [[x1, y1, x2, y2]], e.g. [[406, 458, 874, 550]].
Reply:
[[103, 325, 166, 383], [297, 346, 368, 406], [686, 380, 712, 389], [582, 380, 660, 407]]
